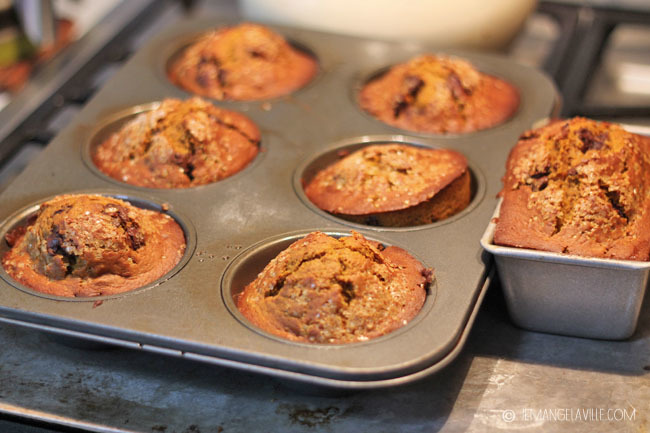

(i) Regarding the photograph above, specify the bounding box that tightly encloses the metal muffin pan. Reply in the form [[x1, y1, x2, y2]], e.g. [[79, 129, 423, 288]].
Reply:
[[0, 18, 558, 389], [482, 201, 650, 341]]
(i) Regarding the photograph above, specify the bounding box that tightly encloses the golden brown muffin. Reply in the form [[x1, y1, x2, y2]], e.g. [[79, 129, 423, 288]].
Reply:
[[304, 144, 471, 227], [93, 97, 260, 189], [168, 22, 317, 101], [359, 54, 519, 134], [494, 117, 650, 260], [237, 231, 432, 344], [2, 194, 186, 297]]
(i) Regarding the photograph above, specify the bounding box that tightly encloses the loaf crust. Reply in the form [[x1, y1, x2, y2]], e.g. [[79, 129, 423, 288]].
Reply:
[[359, 54, 519, 134], [494, 117, 650, 260], [304, 144, 470, 226], [237, 231, 432, 344], [168, 23, 317, 101], [93, 97, 260, 189], [2, 194, 186, 297]]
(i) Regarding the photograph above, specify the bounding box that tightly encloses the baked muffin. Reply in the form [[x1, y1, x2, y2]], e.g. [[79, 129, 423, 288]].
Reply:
[[494, 117, 650, 260], [2, 194, 186, 297], [237, 231, 432, 344], [304, 144, 471, 227], [93, 97, 260, 189], [359, 54, 519, 134], [168, 22, 317, 101]]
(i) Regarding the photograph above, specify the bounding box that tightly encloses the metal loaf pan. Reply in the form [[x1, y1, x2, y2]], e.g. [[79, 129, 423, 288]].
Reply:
[[481, 200, 650, 340], [0, 18, 558, 390]]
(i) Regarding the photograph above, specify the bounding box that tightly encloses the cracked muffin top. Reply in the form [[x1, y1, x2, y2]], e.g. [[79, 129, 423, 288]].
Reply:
[[2, 194, 186, 297], [304, 144, 468, 215], [494, 117, 650, 260], [93, 97, 260, 189], [237, 231, 432, 344], [359, 54, 519, 134], [168, 22, 317, 101]]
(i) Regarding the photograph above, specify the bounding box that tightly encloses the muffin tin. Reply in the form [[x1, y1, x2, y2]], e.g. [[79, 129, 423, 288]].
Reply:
[[0, 18, 557, 389]]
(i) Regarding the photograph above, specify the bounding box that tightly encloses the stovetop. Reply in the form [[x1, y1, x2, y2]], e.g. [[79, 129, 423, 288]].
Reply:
[[0, 1, 648, 431]]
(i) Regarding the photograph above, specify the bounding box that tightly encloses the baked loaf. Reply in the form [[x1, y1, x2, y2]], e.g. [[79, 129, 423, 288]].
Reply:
[[168, 22, 317, 101], [2, 194, 186, 297], [304, 144, 471, 226], [237, 231, 432, 344], [359, 54, 519, 134], [494, 117, 650, 260], [93, 97, 260, 188]]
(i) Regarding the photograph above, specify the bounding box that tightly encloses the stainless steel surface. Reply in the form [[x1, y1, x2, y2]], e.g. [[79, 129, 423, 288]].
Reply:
[[482, 201, 650, 340], [14, 0, 55, 47], [0, 279, 647, 432], [586, 23, 650, 129], [549, 0, 650, 11]]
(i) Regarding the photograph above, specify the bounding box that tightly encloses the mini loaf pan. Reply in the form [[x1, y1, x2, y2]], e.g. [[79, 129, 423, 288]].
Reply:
[[481, 200, 650, 340], [0, 17, 558, 389]]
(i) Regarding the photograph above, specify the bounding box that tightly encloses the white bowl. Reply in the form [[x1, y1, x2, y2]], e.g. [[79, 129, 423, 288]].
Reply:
[[239, 0, 538, 50]]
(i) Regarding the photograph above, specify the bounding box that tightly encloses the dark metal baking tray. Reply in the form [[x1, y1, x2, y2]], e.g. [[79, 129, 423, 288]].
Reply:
[[0, 18, 558, 389]]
